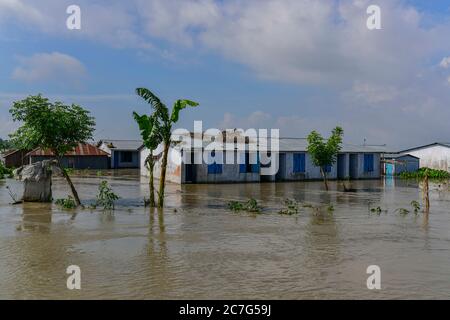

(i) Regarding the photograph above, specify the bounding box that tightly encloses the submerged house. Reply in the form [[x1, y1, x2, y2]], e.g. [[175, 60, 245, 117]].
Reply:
[[140, 133, 385, 184], [398, 142, 450, 172], [27, 143, 109, 169], [1, 149, 30, 168], [382, 153, 420, 176], [98, 140, 142, 169]]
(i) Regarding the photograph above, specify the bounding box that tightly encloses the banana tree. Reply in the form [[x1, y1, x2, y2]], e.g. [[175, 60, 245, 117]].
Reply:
[[135, 88, 199, 208], [133, 112, 162, 207]]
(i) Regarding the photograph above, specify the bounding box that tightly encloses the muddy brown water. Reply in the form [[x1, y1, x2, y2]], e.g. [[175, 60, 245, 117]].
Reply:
[[0, 171, 449, 299]]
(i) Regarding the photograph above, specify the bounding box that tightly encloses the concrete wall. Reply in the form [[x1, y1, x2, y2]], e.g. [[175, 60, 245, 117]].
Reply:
[[279, 152, 380, 181], [406, 145, 450, 172], [30, 156, 109, 169], [140, 147, 182, 184], [280, 152, 334, 181], [354, 153, 381, 179]]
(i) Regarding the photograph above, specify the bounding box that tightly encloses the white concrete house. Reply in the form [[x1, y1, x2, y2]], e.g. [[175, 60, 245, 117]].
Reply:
[[399, 143, 450, 172], [140, 133, 385, 184]]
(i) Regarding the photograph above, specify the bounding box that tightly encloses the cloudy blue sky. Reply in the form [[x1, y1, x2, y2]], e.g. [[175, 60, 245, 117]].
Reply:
[[1, 0, 450, 149]]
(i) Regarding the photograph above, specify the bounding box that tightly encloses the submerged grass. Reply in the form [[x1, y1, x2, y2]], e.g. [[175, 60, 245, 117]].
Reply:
[[227, 198, 262, 213]]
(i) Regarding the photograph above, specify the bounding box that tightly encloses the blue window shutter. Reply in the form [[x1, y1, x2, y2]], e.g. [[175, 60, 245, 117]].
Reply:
[[208, 163, 216, 174], [293, 154, 299, 173], [364, 154, 374, 172], [240, 164, 246, 173], [300, 154, 305, 172], [294, 154, 306, 173], [216, 164, 223, 174]]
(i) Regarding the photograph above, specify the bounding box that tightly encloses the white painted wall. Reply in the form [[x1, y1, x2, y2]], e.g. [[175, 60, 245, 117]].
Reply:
[[406, 145, 450, 172]]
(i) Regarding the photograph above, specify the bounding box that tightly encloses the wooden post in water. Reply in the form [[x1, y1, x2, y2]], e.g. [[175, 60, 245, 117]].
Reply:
[[423, 170, 430, 213]]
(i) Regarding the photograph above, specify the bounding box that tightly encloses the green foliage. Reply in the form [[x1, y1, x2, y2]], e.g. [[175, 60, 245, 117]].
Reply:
[[135, 88, 199, 208], [396, 208, 410, 215], [133, 112, 162, 151], [9, 94, 95, 157], [307, 127, 344, 169], [399, 167, 450, 180], [278, 198, 300, 215], [369, 206, 387, 215], [96, 181, 120, 210], [411, 200, 421, 213], [228, 198, 262, 213], [327, 204, 335, 212], [0, 138, 13, 151], [0, 162, 13, 179], [55, 196, 77, 209]]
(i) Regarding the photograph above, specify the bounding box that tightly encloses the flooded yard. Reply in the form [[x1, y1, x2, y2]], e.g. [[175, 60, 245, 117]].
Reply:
[[0, 171, 449, 299]]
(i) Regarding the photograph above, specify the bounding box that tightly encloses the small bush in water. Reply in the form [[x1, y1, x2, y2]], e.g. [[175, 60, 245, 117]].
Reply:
[[228, 198, 262, 213], [411, 200, 421, 213], [0, 162, 13, 179], [55, 196, 77, 209], [96, 181, 119, 210], [279, 198, 300, 215]]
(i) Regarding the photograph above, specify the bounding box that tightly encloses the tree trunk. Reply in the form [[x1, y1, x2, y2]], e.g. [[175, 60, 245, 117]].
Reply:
[[57, 158, 81, 207], [158, 142, 170, 208], [321, 167, 329, 191], [146, 153, 156, 207]]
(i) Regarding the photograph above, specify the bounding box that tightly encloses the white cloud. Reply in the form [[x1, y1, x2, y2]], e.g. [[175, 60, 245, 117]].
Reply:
[[12, 52, 86, 83], [440, 56, 450, 69]]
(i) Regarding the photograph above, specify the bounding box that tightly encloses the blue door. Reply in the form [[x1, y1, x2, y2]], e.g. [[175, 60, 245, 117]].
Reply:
[[385, 163, 394, 176], [113, 151, 119, 169]]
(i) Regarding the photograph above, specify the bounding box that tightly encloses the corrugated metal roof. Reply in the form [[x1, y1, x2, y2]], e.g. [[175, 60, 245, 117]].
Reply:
[[100, 139, 142, 150], [169, 135, 386, 153], [383, 153, 419, 159], [400, 142, 450, 153], [27, 143, 109, 157]]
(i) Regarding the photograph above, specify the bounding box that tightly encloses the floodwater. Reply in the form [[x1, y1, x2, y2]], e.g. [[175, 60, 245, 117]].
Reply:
[[0, 171, 449, 299]]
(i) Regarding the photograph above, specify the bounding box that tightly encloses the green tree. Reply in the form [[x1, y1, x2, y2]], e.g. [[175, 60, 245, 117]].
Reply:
[[135, 88, 199, 208], [133, 111, 162, 207], [0, 138, 13, 151], [9, 94, 95, 206], [307, 127, 344, 191]]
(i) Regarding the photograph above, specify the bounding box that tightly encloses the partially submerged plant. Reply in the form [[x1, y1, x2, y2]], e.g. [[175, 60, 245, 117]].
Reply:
[[227, 198, 262, 213], [96, 181, 119, 210], [55, 196, 77, 209], [411, 200, 421, 214], [396, 208, 410, 215], [279, 198, 300, 215], [369, 206, 387, 215]]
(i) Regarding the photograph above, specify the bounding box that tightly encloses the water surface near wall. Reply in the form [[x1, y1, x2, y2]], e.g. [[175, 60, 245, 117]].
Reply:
[[0, 174, 449, 299]]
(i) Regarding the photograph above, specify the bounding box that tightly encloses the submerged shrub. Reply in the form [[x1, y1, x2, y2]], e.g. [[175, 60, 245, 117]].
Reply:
[[0, 162, 13, 179], [411, 200, 421, 213], [96, 181, 119, 210], [396, 208, 410, 215], [227, 198, 262, 213], [55, 196, 77, 209], [279, 198, 300, 215], [400, 167, 450, 180], [369, 206, 387, 215]]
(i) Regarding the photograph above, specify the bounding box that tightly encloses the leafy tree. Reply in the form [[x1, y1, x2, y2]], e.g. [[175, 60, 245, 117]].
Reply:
[[133, 111, 162, 207], [136, 88, 199, 208], [307, 127, 344, 190], [0, 138, 13, 151], [9, 94, 95, 206]]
